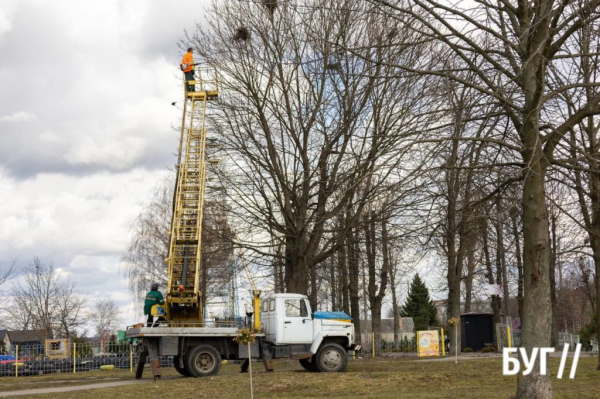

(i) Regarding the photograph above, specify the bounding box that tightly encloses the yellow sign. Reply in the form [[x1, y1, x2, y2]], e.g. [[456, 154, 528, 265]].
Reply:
[[417, 330, 440, 357]]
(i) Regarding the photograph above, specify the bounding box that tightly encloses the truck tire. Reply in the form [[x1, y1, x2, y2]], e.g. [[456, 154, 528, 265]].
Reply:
[[315, 343, 348, 372], [185, 345, 222, 377], [173, 356, 191, 377], [299, 357, 319, 372]]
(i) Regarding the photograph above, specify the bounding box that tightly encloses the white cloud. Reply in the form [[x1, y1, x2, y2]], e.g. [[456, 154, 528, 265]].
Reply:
[[0, 6, 12, 38], [0, 111, 36, 122], [0, 0, 206, 329]]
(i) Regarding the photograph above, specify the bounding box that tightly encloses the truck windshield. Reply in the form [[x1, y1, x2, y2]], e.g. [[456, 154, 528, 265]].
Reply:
[[284, 299, 308, 317]]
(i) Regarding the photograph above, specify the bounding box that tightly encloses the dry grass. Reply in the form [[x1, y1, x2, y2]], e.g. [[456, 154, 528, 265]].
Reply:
[[3, 357, 600, 398]]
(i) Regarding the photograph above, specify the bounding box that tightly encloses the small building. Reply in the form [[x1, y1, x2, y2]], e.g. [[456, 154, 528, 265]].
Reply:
[[45, 338, 71, 359], [7, 330, 47, 357], [460, 313, 495, 352], [0, 330, 10, 352]]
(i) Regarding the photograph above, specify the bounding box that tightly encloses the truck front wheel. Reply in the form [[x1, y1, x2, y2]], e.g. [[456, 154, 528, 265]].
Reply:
[[315, 343, 348, 372], [185, 345, 222, 377], [299, 358, 318, 372]]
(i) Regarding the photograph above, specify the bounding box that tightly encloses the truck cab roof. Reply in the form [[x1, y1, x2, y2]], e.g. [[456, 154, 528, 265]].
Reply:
[[262, 293, 308, 300]]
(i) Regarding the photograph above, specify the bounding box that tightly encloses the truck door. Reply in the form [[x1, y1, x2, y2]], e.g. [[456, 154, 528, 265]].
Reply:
[[282, 298, 313, 343]]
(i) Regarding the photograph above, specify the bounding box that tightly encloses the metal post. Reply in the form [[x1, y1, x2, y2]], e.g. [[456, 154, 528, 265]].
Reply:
[[248, 343, 254, 399], [372, 333, 375, 358], [15, 345, 18, 377], [454, 325, 458, 364], [507, 325, 512, 348], [441, 328, 446, 356], [130, 347, 133, 373], [73, 342, 76, 374]]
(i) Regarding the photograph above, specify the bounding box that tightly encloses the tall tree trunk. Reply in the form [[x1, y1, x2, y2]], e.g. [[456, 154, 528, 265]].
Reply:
[[389, 250, 400, 346], [284, 232, 309, 296], [330, 259, 336, 312], [309, 262, 318, 311], [496, 197, 510, 317], [516, 123, 553, 398], [348, 227, 361, 337], [549, 211, 559, 347], [367, 213, 389, 355], [511, 209, 524, 319], [483, 215, 501, 324], [464, 249, 475, 313], [338, 224, 350, 314]]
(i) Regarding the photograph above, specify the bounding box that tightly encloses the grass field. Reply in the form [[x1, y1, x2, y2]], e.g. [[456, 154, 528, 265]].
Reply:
[[2, 356, 600, 398]]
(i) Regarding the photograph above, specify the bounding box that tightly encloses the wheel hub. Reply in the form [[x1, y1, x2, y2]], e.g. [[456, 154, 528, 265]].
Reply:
[[195, 353, 215, 371], [323, 349, 341, 369]]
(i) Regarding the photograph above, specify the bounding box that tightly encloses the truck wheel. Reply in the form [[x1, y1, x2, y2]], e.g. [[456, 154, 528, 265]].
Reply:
[[299, 357, 318, 372], [185, 345, 222, 377], [173, 356, 191, 377], [315, 343, 348, 372]]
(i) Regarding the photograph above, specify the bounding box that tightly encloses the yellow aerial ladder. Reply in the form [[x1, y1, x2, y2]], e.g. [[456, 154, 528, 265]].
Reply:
[[164, 68, 219, 324]]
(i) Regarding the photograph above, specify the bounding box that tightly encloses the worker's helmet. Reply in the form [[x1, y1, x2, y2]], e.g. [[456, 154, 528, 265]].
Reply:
[[151, 282, 159, 290]]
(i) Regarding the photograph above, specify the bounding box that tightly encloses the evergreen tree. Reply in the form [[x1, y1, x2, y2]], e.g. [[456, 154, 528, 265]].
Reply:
[[400, 274, 438, 331]]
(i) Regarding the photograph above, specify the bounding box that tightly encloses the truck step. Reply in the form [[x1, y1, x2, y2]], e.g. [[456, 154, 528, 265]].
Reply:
[[290, 352, 313, 360]]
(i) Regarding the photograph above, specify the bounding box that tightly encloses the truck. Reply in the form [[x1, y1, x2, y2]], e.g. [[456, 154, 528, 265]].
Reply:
[[127, 293, 360, 379], [126, 69, 359, 380]]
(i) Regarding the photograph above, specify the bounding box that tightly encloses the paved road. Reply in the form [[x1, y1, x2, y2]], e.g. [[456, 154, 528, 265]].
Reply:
[[0, 377, 181, 397]]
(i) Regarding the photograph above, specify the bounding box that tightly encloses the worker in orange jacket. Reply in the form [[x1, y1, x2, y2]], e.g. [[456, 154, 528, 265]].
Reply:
[[181, 47, 195, 92]]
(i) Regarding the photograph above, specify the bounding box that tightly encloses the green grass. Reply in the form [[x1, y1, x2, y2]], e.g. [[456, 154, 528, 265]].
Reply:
[[3, 357, 600, 398]]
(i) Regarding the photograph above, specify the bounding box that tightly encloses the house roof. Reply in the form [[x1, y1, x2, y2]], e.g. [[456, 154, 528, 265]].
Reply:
[[0, 330, 7, 341], [7, 330, 46, 343]]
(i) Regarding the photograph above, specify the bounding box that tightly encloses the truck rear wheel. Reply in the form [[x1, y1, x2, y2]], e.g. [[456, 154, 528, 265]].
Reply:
[[185, 345, 222, 377], [173, 356, 191, 377], [315, 343, 348, 372], [299, 357, 318, 372]]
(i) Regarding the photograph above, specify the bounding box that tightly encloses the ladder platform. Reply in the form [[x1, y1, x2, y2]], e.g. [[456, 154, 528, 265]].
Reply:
[[186, 90, 219, 100]]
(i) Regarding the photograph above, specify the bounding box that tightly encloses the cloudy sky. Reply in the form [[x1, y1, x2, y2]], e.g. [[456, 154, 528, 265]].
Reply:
[[0, 0, 209, 330]]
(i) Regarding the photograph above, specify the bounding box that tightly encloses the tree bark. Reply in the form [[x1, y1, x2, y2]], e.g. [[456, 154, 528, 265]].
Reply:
[[517, 129, 552, 398], [348, 227, 361, 337]]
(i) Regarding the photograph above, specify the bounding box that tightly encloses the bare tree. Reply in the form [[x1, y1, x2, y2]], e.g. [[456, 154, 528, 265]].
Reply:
[[122, 177, 234, 313], [547, 20, 600, 368], [90, 299, 121, 339], [369, 1, 600, 396], [7, 258, 85, 339], [122, 179, 171, 300], [0, 260, 16, 291], [189, 0, 437, 307]]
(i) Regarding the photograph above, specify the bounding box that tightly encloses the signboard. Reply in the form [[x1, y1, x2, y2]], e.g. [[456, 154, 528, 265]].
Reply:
[[417, 330, 440, 357]]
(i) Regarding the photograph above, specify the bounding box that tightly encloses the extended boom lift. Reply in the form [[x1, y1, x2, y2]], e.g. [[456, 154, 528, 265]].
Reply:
[[165, 69, 219, 324]]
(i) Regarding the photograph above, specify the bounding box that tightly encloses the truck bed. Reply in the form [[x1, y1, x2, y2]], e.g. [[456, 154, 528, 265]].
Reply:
[[126, 326, 265, 338]]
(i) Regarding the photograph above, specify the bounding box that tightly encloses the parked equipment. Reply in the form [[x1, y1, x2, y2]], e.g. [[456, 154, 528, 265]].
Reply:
[[127, 69, 359, 381]]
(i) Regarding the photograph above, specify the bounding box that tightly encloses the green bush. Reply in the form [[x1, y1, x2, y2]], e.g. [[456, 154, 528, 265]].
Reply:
[[481, 346, 496, 353], [463, 347, 473, 352]]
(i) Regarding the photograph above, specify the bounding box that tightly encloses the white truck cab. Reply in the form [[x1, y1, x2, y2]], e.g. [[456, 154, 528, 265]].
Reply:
[[260, 293, 358, 372]]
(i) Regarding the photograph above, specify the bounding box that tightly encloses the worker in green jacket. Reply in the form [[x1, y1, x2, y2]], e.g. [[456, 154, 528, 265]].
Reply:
[[145, 282, 165, 327]]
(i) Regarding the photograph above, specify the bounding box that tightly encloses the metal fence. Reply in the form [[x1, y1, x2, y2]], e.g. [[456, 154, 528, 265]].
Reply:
[[496, 325, 581, 352], [354, 332, 422, 357], [0, 343, 174, 377], [557, 332, 580, 350]]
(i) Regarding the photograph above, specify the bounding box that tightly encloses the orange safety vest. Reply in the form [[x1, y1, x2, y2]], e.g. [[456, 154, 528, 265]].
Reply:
[[181, 52, 194, 73]]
